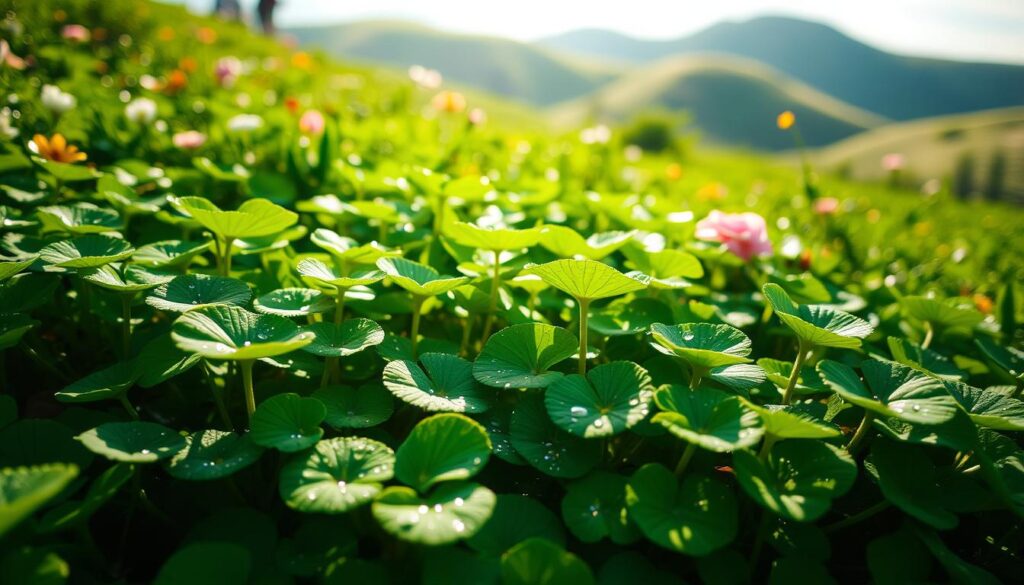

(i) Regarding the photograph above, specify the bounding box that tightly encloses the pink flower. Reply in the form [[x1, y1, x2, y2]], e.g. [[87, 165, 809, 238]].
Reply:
[[0, 40, 26, 70], [172, 130, 206, 150], [62, 24, 90, 43], [882, 153, 905, 172], [299, 110, 325, 135], [695, 210, 773, 261], [813, 197, 840, 215], [468, 107, 487, 126], [214, 56, 242, 87]]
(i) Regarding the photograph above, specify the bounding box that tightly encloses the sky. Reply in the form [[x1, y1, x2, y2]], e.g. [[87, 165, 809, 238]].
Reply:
[[172, 0, 1024, 64]]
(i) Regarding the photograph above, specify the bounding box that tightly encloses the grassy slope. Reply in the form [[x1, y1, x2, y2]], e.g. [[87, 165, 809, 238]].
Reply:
[[549, 55, 887, 150], [286, 20, 618, 107]]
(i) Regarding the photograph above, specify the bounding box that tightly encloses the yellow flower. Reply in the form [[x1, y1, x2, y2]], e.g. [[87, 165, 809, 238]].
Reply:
[[32, 134, 87, 164], [696, 182, 728, 202], [665, 163, 683, 181], [777, 110, 795, 130], [432, 91, 467, 114], [290, 51, 313, 70]]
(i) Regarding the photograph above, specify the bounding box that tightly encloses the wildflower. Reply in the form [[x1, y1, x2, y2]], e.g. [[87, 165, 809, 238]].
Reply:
[[125, 97, 157, 123], [178, 57, 198, 73], [0, 108, 18, 139], [408, 65, 442, 89], [432, 90, 466, 114], [696, 182, 728, 202], [0, 40, 26, 70], [40, 85, 75, 113], [284, 96, 300, 114], [195, 27, 217, 45], [777, 111, 795, 130], [695, 210, 773, 261], [61, 24, 90, 42], [468, 108, 487, 126], [30, 133, 87, 163], [973, 294, 994, 314], [299, 110, 325, 134], [813, 197, 840, 215], [172, 130, 206, 149], [215, 56, 242, 87], [665, 163, 683, 181], [290, 51, 312, 70], [164, 70, 188, 94], [579, 125, 611, 145], [882, 153, 905, 172], [157, 26, 175, 42], [227, 114, 263, 132]]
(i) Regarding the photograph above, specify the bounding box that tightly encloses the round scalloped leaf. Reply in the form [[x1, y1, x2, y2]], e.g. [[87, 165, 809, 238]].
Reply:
[[395, 413, 491, 492], [170, 196, 297, 239], [372, 482, 496, 546], [709, 363, 767, 393], [134, 334, 202, 388], [589, 298, 674, 337], [39, 235, 134, 268], [81, 264, 174, 292], [734, 440, 856, 522], [976, 338, 1024, 381], [147, 274, 252, 313], [171, 305, 314, 360], [539, 225, 633, 260], [767, 273, 832, 304], [625, 464, 737, 556], [872, 410, 978, 452], [887, 337, 965, 381], [132, 240, 211, 268], [310, 228, 399, 264], [249, 393, 326, 452], [313, 384, 394, 429], [653, 385, 763, 452], [376, 257, 469, 297], [818, 359, 960, 425], [468, 494, 566, 555], [474, 323, 577, 389], [561, 471, 639, 544], [871, 440, 959, 530], [762, 283, 872, 349], [301, 319, 385, 357], [297, 258, 385, 290], [153, 542, 251, 585], [76, 421, 185, 463], [743, 402, 841, 439], [279, 436, 394, 514], [446, 222, 541, 251], [900, 295, 984, 331], [522, 259, 650, 301], [758, 358, 829, 396], [56, 362, 137, 403], [477, 407, 525, 465], [649, 322, 753, 369], [500, 538, 595, 585], [944, 382, 1024, 431], [0, 464, 79, 537], [545, 361, 654, 438], [166, 430, 263, 481], [0, 313, 38, 350], [510, 396, 601, 478], [37, 203, 121, 234], [0, 255, 37, 282], [383, 353, 493, 413], [253, 288, 333, 317], [627, 249, 704, 289]]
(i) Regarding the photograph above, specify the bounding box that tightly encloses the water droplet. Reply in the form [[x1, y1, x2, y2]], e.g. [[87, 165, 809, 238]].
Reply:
[[307, 492, 317, 501], [593, 419, 605, 428], [454, 497, 465, 507], [588, 504, 600, 517], [472, 457, 482, 465], [418, 505, 429, 514], [683, 333, 695, 342], [243, 340, 252, 347], [214, 343, 229, 353], [140, 449, 151, 455], [570, 406, 588, 417], [452, 519, 465, 533], [433, 503, 444, 513], [337, 480, 347, 490]]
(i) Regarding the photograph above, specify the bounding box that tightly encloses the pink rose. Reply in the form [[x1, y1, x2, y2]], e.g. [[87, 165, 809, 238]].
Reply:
[[62, 25, 90, 43], [299, 110, 325, 135], [172, 130, 206, 150], [214, 56, 242, 87], [695, 210, 773, 261], [813, 197, 840, 215]]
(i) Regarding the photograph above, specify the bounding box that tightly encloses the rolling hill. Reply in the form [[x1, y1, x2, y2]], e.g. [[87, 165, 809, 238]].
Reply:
[[550, 55, 887, 150], [286, 21, 618, 106], [539, 16, 1024, 121]]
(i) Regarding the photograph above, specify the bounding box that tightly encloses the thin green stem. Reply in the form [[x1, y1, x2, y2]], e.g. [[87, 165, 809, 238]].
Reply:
[[240, 360, 256, 425], [410, 296, 425, 359], [578, 298, 591, 375], [119, 394, 139, 420], [758, 434, 777, 461], [333, 290, 346, 326], [824, 500, 891, 533], [845, 412, 875, 454], [222, 238, 234, 276], [782, 340, 810, 405], [460, 313, 474, 357], [674, 442, 697, 476], [922, 321, 934, 349], [749, 511, 772, 569], [480, 249, 502, 344], [690, 366, 706, 390], [120, 294, 133, 359]]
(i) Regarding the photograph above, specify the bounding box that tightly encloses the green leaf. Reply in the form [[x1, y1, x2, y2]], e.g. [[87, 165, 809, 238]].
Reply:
[[147, 274, 251, 313], [446, 222, 541, 251], [80, 264, 173, 292], [510, 396, 601, 478], [395, 413, 491, 492], [910, 525, 1002, 585], [76, 422, 185, 463], [733, 440, 856, 521], [279, 436, 394, 513], [468, 494, 566, 555], [297, 258, 385, 290], [0, 255, 38, 282], [384, 353, 493, 413], [649, 322, 753, 369], [376, 257, 469, 297], [0, 313, 38, 350], [742, 402, 841, 439], [539, 225, 633, 260], [870, 440, 959, 529], [170, 196, 297, 239], [56, 362, 137, 403], [249, 393, 326, 452], [0, 464, 79, 537], [887, 337, 965, 381], [944, 381, 1024, 431], [154, 542, 251, 585], [762, 283, 872, 349], [301, 319, 385, 357], [544, 361, 654, 438], [561, 471, 639, 544], [872, 410, 978, 452], [589, 298, 673, 336], [625, 463, 737, 556], [867, 528, 933, 585], [767, 273, 831, 304], [818, 359, 960, 425], [313, 384, 394, 429], [624, 248, 704, 289], [310, 228, 399, 264], [166, 430, 263, 481], [134, 334, 202, 387], [758, 358, 830, 396], [132, 240, 211, 268], [975, 337, 1024, 381], [900, 295, 984, 331], [0, 547, 69, 585], [37, 463, 133, 533], [653, 385, 764, 451], [522, 259, 650, 301], [500, 538, 595, 585], [171, 305, 314, 360], [253, 288, 333, 317], [39, 235, 134, 268], [372, 482, 496, 545], [473, 323, 577, 389], [37, 203, 121, 235]]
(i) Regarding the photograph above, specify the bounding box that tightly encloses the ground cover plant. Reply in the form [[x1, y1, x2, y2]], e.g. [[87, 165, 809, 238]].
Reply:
[[0, 1, 1023, 583]]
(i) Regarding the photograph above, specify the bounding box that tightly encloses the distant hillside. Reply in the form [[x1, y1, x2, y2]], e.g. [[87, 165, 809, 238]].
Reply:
[[815, 107, 1024, 201], [539, 16, 1024, 121], [550, 56, 887, 151], [287, 21, 617, 106]]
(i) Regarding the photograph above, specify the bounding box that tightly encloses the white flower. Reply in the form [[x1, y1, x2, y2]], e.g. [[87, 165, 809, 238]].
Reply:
[[0, 107, 18, 139], [40, 85, 76, 113], [580, 125, 611, 145], [125, 97, 157, 123], [408, 65, 442, 89], [226, 113, 263, 132]]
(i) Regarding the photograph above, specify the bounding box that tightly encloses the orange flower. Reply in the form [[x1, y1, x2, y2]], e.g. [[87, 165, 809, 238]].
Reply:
[[284, 96, 300, 114], [432, 90, 466, 114], [290, 51, 312, 70], [164, 69, 188, 94], [195, 27, 217, 45], [665, 163, 683, 181], [32, 134, 87, 164], [973, 294, 994, 314], [158, 26, 175, 42], [178, 57, 197, 73], [777, 110, 795, 130]]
